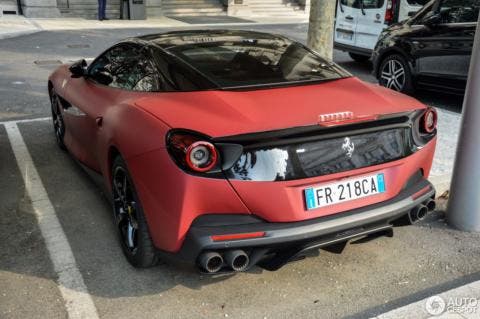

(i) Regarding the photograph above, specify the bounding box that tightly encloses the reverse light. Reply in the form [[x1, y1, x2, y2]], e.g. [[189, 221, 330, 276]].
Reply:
[[167, 132, 220, 173], [421, 108, 437, 134], [211, 232, 266, 242]]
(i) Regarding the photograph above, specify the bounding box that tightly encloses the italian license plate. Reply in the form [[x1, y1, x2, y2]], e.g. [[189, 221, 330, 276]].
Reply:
[[337, 31, 353, 40], [304, 173, 386, 210]]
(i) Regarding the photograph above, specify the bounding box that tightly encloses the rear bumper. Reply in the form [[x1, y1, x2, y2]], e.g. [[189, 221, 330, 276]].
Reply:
[[167, 178, 435, 272]]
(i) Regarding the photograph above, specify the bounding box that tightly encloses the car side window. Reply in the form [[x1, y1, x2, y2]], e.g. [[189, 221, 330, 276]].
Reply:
[[129, 51, 160, 92], [340, 0, 361, 9], [88, 44, 160, 92], [438, 0, 480, 24], [362, 0, 385, 9]]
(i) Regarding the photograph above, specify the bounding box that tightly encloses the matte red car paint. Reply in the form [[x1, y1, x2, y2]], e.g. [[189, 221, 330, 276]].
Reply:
[[49, 65, 436, 254], [134, 77, 426, 138], [127, 137, 435, 252], [126, 148, 251, 251]]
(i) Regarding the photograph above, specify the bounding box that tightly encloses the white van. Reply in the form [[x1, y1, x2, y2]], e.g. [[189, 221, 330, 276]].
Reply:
[[334, 0, 429, 62]]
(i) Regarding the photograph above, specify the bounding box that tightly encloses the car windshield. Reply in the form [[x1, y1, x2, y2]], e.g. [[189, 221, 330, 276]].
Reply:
[[156, 36, 350, 89]]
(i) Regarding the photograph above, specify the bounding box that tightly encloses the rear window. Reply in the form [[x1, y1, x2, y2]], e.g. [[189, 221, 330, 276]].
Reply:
[[406, 0, 430, 5], [164, 39, 349, 89], [362, 0, 385, 9], [340, 0, 361, 8]]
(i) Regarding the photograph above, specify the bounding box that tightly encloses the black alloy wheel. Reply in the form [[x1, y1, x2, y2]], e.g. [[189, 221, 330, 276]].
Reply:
[[379, 54, 414, 94], [50, 91, 66, 150], [112, 156, 158, 268]]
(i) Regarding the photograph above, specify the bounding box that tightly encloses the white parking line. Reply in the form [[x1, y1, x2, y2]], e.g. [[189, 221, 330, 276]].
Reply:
[[0, 116, 50, 125], [4, 122, 99, 319], [374, 279, 480, 318]]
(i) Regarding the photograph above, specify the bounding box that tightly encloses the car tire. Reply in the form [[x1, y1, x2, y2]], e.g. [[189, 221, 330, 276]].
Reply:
[[349, 53, 370, 63], [378, 54, 415, 94], [111, 156, 159, 268], [50, 90, 67, 150]]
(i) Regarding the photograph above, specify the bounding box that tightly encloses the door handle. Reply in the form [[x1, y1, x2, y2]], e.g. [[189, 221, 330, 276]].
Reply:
[[345, 15, 354, 20], [95, 117, 103, 127]]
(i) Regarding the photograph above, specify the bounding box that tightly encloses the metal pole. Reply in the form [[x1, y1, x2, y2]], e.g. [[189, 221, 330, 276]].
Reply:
[[447, 16, 480, 231]]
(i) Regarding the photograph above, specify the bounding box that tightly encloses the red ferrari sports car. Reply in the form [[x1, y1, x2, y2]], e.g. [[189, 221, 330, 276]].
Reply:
[[48, 30, 437, 274]]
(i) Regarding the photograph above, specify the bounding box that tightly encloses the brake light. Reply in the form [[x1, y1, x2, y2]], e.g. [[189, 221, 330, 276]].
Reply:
[[211, 232, 266, 242], [385, 0, 396, 25], [318, 113, 379, 127], [167, 132, 220, 173], [421, 107, 437, 134]]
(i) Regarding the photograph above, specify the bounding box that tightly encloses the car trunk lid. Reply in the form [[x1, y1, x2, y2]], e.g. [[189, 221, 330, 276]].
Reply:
[[134, 77, 425, 138]]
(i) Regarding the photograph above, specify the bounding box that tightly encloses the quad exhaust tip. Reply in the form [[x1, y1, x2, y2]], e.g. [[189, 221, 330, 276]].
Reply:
[[410, 205, 428, 223], [198, 252, 223, 273], [426, 199, 436, 212], [224, 250, 249, 272]]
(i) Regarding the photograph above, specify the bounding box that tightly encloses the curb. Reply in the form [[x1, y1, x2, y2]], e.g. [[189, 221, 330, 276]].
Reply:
[[0, 18, 307, 40], [0, 29, 41, 40]]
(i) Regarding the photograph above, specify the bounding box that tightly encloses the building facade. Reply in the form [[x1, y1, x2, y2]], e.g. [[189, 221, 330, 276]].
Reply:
[[0, 0, 310, 19]]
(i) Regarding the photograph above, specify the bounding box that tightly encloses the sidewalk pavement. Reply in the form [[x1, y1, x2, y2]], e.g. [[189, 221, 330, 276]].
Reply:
[[0, 14, 309, 40], [0, 15, 39, 39]]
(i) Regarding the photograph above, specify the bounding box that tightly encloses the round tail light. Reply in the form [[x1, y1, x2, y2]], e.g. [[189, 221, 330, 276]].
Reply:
[[167, 132, 220, 173], [185, 141, 218, 172], [421, 108, 437, 134]]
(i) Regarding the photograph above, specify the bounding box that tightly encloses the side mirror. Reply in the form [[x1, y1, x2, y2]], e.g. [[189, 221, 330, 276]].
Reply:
[[94, 71, 113, 86], [423, 12, 441, 27], [69, 59, 87, 78]]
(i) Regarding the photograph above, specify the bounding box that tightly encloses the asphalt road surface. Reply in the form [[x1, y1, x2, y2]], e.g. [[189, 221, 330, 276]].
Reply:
[[0, 23, 475, 319]]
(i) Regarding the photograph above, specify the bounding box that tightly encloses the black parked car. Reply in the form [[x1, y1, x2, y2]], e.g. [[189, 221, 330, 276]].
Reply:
[[372, 0, 479, 94]]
